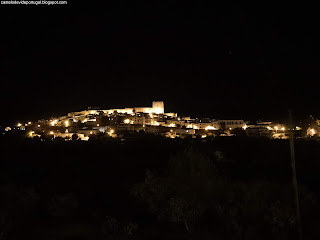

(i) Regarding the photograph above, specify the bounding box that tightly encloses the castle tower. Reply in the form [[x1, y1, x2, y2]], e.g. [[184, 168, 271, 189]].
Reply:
[[152, 101, 164, 114]]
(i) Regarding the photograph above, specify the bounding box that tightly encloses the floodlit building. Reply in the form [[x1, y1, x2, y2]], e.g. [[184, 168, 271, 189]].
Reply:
[[307, 127, 320, 137], [68, 101, 168, 118], [217, 120, 246, 130]]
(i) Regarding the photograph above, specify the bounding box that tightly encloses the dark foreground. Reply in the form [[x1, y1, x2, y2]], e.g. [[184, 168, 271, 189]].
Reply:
[[1, 134, 320, 239]]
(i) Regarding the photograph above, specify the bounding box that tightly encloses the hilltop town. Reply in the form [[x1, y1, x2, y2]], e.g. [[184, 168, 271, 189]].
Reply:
[[3, 101, 320, 140]]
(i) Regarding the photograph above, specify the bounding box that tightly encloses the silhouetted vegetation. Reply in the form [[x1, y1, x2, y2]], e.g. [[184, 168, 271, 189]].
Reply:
[[1, 133, 320, 239]]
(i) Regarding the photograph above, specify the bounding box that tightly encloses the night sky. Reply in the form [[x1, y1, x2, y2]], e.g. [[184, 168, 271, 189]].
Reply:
[[1, 3, 317, 125]]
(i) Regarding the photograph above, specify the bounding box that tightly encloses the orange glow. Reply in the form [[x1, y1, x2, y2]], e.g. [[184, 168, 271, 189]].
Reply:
[[205, 126, 215, 130], [51, 120, 57, 126]]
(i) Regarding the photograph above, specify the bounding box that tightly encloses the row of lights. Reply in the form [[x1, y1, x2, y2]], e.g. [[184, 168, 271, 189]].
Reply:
[[42, 129, 114, 137]]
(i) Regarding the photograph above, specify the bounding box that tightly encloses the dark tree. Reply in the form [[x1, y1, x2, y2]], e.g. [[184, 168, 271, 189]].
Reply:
[[71, 133, 78, 141]]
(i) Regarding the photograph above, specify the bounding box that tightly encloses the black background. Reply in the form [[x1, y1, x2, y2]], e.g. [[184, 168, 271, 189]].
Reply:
[[1, 2, 318, 125]]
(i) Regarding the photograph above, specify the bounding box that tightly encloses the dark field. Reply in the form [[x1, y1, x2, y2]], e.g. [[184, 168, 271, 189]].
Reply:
[[1, 134, 320, 239]]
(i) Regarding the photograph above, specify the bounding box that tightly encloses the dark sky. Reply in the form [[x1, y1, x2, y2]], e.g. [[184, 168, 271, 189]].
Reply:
[[0, 3, 318, 125]]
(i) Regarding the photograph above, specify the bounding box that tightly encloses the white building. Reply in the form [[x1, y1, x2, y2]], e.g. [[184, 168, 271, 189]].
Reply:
[[218, 120, 246, 130], [307, 126, 320, 137]]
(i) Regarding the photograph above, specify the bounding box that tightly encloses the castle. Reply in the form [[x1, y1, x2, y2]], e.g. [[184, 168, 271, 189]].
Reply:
[[10, 100, 296, 140], [68, 101, 175, 119]]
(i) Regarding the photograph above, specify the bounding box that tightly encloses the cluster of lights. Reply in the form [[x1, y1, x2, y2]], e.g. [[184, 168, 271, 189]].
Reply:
[[266, 126, 286, 131], [153, 121, 160, 126], [107, 129, 114, 136], [205, 126, 215, 130], [19, 103, 313, 141], [310, 129, 316, 136], [51, 120, 57, 126]]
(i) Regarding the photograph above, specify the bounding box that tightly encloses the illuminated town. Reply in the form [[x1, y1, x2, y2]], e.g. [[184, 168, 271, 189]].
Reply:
[[4, 101, 320, 141], [2, 5, 320, 239]]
